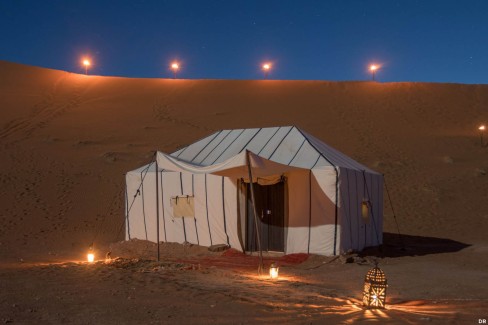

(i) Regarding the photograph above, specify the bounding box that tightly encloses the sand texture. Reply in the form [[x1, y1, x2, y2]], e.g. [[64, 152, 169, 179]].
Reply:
[[1, 61, 488, 324]]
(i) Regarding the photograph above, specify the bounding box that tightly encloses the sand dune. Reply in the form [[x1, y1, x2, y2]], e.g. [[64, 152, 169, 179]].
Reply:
[[1, 60, 487, 323]]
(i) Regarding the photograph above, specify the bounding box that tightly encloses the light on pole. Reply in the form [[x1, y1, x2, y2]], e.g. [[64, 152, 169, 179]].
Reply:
[[369, 64, 378, 81], [262, 63, 271, 79], [171, 62, 180, 79], [82, 59, 91, 75]]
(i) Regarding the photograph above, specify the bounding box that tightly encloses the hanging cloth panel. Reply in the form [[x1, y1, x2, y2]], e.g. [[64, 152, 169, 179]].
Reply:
[[170, 196, 195, 217]]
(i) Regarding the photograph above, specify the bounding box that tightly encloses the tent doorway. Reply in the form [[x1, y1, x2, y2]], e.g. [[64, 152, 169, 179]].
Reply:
[[245, 181, 285, 252]]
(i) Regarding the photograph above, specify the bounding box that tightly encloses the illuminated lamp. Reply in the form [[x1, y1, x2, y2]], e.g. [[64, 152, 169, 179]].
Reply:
[[479, 125, 486, 146], [363, 262, 387, 309], [262, 63, 271, 79], [269, 262, 279, 279], [87, 244, 95, 263]]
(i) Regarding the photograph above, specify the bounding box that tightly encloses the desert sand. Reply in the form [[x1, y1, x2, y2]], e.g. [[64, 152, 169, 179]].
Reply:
[[0, 60, 487, 324]]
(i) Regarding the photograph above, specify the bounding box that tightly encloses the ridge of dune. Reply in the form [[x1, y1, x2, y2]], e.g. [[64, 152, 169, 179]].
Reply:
[[0, 60, 487, 263]]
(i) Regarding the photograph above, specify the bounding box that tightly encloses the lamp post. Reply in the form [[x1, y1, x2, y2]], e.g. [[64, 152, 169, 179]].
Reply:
[[171, 62, 179, 79], [479, 125, 486, 146], [262, 63, 271, 79], [83, 59, 91, 75], [369, 65, 378, 81]]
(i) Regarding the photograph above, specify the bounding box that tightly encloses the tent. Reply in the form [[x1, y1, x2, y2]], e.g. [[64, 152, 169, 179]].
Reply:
[[125, 126, 383, 256]]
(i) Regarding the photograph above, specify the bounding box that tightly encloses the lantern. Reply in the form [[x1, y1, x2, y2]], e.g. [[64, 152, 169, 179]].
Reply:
[[87, 252, 95, 263], [269, 262, 279, 279], [87, 244, 95, 263], [363, 263, 387, 309]]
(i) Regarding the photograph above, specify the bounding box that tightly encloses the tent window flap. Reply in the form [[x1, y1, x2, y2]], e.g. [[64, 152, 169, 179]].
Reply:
[[170, 195, 195, 218]]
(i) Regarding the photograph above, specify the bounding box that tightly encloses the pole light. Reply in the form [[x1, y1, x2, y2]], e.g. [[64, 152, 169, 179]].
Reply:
[[82, 59, 91, 75], [369, 65, 378, 81], [171, 62, 180, 79], [479, 125, 486, 146], [262, 63, 271, 79]]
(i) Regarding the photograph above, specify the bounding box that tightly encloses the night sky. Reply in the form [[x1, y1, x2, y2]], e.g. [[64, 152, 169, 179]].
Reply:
[[1, 1, 488, 83]]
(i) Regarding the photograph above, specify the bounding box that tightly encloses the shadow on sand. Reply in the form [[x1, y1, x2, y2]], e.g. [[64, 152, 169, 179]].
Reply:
[[360, 232, 471, 258]]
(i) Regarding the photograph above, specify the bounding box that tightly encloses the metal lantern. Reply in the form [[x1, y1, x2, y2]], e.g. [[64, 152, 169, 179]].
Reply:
[[269, 262, 279, 279], [363, 264, 387, 309]]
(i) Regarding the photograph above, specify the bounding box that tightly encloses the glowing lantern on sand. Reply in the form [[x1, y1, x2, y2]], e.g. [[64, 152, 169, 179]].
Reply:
[[87, 252, 95, 263], [269, 262, 279, 279], [87, 244, 95, 263], [363, 263, 387, 309]]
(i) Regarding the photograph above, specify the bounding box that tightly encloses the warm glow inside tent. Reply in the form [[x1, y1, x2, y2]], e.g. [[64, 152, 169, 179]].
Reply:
[[125, 126, 383, 256]]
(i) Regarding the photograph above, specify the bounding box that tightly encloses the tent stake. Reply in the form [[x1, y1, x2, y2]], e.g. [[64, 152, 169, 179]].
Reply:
[[155, 153, 160, 262], [246, 150, 264, 275]]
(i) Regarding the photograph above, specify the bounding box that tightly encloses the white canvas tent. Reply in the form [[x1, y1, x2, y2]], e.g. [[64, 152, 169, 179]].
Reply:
[[125, 126, 383, 256]]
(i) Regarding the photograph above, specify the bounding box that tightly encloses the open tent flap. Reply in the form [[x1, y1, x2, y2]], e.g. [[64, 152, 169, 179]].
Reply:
[[156, 150, 307, 179]]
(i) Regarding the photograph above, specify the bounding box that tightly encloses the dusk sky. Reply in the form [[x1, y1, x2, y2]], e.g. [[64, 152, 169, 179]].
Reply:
[[1, 1, 488, 83]]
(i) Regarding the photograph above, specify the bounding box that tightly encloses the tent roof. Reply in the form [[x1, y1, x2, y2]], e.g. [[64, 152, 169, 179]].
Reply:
[[171, 126, 377, 173]]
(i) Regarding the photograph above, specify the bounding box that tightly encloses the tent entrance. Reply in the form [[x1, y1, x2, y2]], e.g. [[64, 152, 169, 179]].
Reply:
[[245, 181, 285, 252]]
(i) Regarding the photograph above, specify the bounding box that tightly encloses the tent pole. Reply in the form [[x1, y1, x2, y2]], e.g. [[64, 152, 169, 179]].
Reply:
[[155, 153, 160, 262], [246, 150, 264, 275]]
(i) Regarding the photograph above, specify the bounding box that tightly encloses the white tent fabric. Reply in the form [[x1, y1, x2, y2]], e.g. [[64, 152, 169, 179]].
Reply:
[[125, 126, 383, 256]]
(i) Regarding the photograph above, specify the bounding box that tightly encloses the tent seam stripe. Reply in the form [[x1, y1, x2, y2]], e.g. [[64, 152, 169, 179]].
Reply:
[[238, 128, 263, 153], [307, 170, 312, 254], [205, 174, 213, 245], [192, 174, 199, 245], [194, 130, 232, 164], [287, 139, 306, 166], [180, 173, 187, 243], [188, 130, 223, 162], [160, 171, 167, 241], [209, 129, 246, 165], [267, 127, 294, 159], [222, 177, 230, 245], [257, 127, 281, 155]]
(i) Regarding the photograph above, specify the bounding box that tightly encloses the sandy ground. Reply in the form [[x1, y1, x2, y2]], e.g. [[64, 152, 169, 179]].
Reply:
[[1, 60, 488, 324]]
